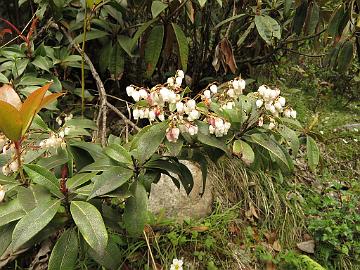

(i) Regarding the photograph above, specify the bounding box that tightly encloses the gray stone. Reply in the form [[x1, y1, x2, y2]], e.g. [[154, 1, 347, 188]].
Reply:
[[148, 160, 213, 220]]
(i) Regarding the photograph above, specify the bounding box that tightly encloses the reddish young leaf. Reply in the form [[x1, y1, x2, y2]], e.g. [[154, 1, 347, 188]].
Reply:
[[0, 84, 22, 109], [20, 83, 52, 134], [38, 92, 65, 113], [0, 100, 23, 141]]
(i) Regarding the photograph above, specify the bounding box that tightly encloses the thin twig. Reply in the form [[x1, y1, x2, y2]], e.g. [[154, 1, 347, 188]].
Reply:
[[107, 102, 140, 131], [143, 230, 157, 270], [284, 48, 326, 58], [60, 24, 108, 146]]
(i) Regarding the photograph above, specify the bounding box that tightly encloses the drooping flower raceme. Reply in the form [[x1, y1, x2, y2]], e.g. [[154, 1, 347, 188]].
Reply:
[[127, 71, 297, 143]]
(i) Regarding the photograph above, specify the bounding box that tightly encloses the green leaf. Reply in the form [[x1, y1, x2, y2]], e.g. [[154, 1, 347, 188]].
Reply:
[[151, 1, 168, 18], [327, 5, 345, 38], [0, 72, 9, 83], [73, 29, 109, 44], [88, 238, 122, 270], [144, 25, 164, 78], [130, 19, 156, 51], [108, 42, 124, 79], [284, 0, 292, 18], [104, 144, 132, 165], [214, 14, 246, 29], [99, 41, 112, 74], [130, 121, 168, 164], [67, 172, 98, 190], [48, 228, 78, 270], [254, 15, 281, 45], [292, 0, 308, 35], [172, 23, 189, 72], [11, 199, 61, 251], [306, 135, 319, 172], [337, 41, 354, 72], [17, 185, 51, 213], [36, 148, 69, 169], [70, 201, 108, 255], [165, 138, 183, 156], [0, 174, 17, 185], [305, 2, 319, 35], [32, 56, 53, 72], [123, 182, 148, 236], [0, 199, 25, 227], [88, 167, 133, 199], [65, 118, 97, 130], [232, 140, 255, 165], [237, 22, 254, 46], [24, 164, 62, 198], [249, 133, 290, 169], [0, 223, 14, 257], [197, 132, 229, 154], [278, 124, 300, 156]]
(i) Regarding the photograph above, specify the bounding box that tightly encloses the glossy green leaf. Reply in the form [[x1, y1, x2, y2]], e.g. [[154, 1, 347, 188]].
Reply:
[[108, 42, 124, 79], [249, 133, 290, 169], [48, 228, 79, 270], [232, 140, 255, 165], [305, 2, 319, 35], [327, 5, 345, 38], [88, 167, 133, 199], [17, 185, 51, 213], [172, 23, 189, 72], [73, 29, 109, 44], [24, 164, 62, 198], [104, 144, 132, 164], [130, 121, 168, 164], [144, 25, 164, 77], [306, 135, 319, 172], [0, 199, 25, 227], [255, 15, 281, 45], [37, 148, 69, 169], [88, 238, 122, 270], [123, 182, 148, 236], [11, 199, 61, 251], [0, 174, 18, 185], [0, 72, 9, 83], [284, 0, 292, 17], [197, 132, 229, 154], [67, 172, 98, 190], [0, 223, 14, 257], [198, 0, 207, 7], [32, 56, 52, 72], [292, 0, 308, 35], [278, 124, 300, 156], [70, 201, 108, 255], [151, 1, 168, 18], [214, 14, 246, 29], [130, 19, 156, 51]]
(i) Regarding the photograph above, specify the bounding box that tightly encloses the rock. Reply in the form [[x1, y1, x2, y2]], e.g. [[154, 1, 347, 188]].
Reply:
[[148, 160, 213, 220], [297, 240, 315, 254]]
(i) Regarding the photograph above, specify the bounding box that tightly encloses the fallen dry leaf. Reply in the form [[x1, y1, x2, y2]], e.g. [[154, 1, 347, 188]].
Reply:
[[297, 240, 315, 254], [272, 240, 282, 252]]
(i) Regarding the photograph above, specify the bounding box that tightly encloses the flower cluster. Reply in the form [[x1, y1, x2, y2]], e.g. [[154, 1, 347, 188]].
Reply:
[[127, 71, 297, 143], [256, 85, 296, 119], [2, 157, 22, 176], [39, 132, 67, 149]]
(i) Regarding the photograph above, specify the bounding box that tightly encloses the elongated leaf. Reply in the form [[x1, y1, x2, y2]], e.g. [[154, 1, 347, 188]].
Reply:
[[255, 15, 281, 44], [73, 29, 109, 44], [104, 144, 132, 165], [38, 93, 64, 113], [37, 148, 69, 169], [337, 41, 354, 72], [0, 84, 22, 109], [214, 14, 246, 29], [278, 124, 300, 156], [67, 172, 97, 190], [130, 121, 168, 164], [48, 228, 79, 270], [305, 2, 319, 35], [0, 72, 9, 83], [172, 23, 189, 72], [0, 174, 17, 185], [0, 100, 22, 141], [0, 223, 14, 257], [17, 185, 51, 213], [108, 42, 124, 79], [198, 0, 207, 7], [284, 0, 292, 18], [144, 25, 164, 77], [11, 199, 61, 251], [123, 182, 148, 236], [232, 140, 255, 165], [327, 5, 345, 38], [24, 164, 62, 198], [197, 132, 229, 154], [237, 22, 254, 46], [20, 83, 51, 135], [249, 133, 290, 169], [151, 1, 168, 18], [293, 0, 308, 35], [0, 199, 25, 227], [130, 19, 156, 51], [88, 167, 133, 199], [88, 238, 121, 270], [32, 56, 52, 72], [70, 201, 108, 255], [306, 136, 319, 172]]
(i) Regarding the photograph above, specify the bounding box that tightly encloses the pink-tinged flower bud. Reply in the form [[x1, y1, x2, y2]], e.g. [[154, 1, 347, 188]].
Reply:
[[227, 88, 235, 98], [166, 127, 180, 142], [188, 125, 198, 136]]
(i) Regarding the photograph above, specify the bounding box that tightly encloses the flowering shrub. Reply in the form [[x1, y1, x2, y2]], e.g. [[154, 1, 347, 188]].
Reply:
[[0, 73, 308, 269]]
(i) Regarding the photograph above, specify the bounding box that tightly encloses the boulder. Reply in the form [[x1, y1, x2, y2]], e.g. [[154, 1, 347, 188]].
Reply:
[[148, 160, 213, 220]]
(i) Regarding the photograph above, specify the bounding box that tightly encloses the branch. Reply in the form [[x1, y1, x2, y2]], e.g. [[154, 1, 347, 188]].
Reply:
[[59, 24, 108, 146], [106, 102, 140, 131]]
